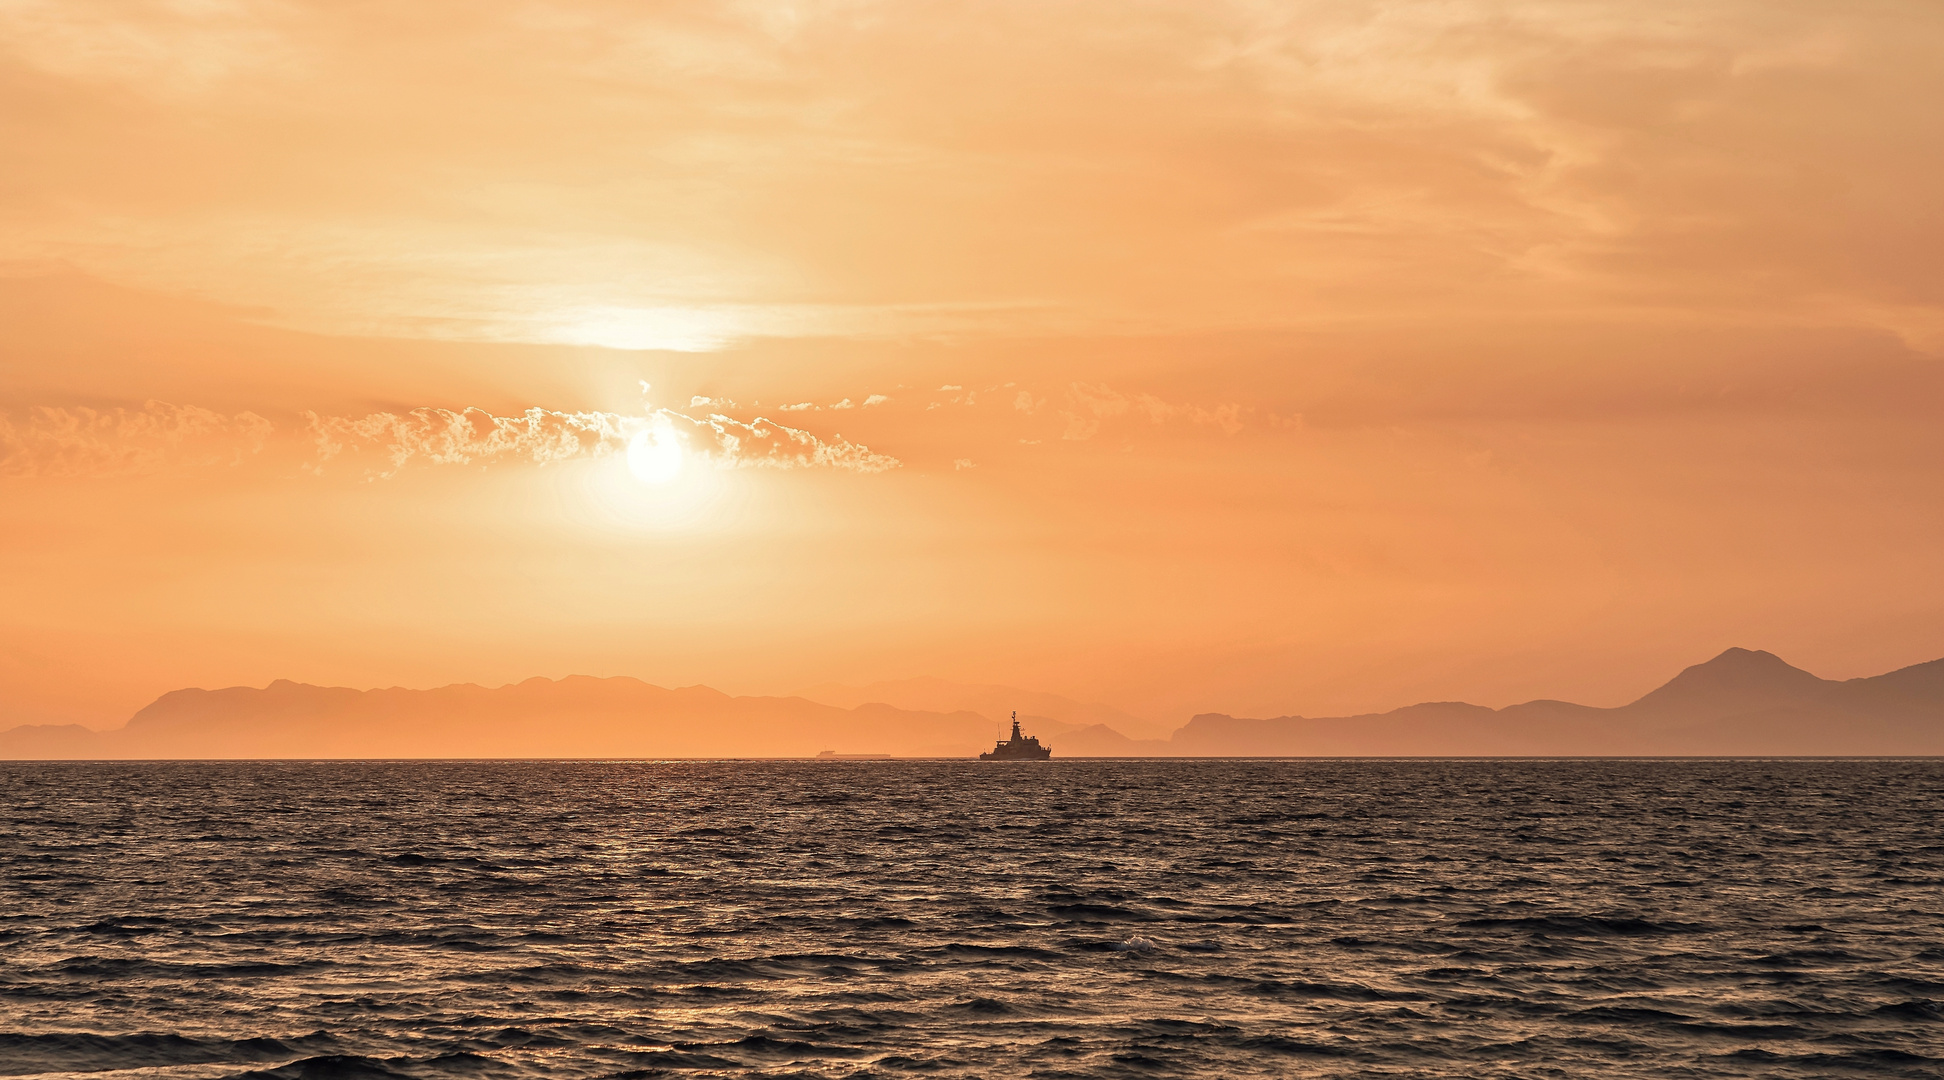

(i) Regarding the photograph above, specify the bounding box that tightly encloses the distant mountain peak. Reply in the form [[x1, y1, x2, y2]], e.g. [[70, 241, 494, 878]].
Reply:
[[1627, 646, 1829, 713], [1686, 647, 1815, 678], [1704, 646, 1786, 665]]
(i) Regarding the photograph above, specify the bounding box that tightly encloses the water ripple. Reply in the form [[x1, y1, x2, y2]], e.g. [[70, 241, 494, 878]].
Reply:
[[0, 759, 1939, 1077]]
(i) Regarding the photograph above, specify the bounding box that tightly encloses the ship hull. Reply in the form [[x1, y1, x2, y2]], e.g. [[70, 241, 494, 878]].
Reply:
[[978, 746, 1052, 760]]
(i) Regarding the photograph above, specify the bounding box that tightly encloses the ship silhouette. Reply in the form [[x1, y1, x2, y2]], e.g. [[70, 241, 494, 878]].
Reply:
[[979, 712, 1051, 760]]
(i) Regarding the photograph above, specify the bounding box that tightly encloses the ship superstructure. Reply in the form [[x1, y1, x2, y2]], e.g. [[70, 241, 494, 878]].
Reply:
[[979, 712, 1052, 760]]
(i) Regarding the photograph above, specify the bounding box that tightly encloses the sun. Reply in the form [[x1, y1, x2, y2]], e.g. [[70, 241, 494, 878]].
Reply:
[[626, 422, 684, 485]]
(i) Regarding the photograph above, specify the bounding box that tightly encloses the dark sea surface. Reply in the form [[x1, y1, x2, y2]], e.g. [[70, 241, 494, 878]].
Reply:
[[1, 759, 1941, 1079]]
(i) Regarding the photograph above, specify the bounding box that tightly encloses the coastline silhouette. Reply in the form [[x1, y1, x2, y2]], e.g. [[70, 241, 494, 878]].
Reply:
[[5, 647, 1943, 759]]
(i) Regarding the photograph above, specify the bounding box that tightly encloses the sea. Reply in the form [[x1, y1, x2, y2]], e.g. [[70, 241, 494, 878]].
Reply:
[[0, 759, 1939, 1078]]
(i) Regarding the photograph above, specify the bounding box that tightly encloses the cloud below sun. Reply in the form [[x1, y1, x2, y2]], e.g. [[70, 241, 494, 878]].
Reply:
[[0, 399, 900, 479]]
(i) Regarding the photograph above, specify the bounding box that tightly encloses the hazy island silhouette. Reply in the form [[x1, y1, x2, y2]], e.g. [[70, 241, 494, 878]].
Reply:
[[4, 648, 1941, 759]]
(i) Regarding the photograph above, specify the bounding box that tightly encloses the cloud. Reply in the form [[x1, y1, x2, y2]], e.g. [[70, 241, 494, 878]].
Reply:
[[311, 405, 899, 476], [0, 400, 272, 477], [672, 413, 900, 473], [10, 0, 1936, 348], [1059, 384, 1242, 441], [307, 407, 629, 476], [2, 401, 898, 479], [0, 0, 300, 95], [760, 395, 889, 412]]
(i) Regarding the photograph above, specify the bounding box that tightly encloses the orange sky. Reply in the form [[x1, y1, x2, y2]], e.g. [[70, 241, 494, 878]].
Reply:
[[3, 0, 1943, 730]]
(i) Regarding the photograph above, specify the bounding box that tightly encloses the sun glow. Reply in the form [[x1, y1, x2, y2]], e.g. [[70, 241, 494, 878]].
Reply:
[[626, 421, 685, 485], [556, 446, 740, 538]]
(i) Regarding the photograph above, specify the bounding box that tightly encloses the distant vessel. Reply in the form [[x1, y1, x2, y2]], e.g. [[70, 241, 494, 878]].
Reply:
[[979, 712, 1051, 760]]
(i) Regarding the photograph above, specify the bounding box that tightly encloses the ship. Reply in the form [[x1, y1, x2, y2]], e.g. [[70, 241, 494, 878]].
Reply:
[[979, 712, 1052, 760]]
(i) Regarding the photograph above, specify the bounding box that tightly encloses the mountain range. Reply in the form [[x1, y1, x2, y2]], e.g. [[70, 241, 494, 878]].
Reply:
[[2, 648, 1939, 759], [1169, 648, 1944, 756]]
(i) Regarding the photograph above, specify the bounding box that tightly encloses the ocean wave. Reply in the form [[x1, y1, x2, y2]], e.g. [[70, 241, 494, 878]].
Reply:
[[1, 758, 1940, 1078]]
